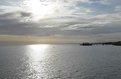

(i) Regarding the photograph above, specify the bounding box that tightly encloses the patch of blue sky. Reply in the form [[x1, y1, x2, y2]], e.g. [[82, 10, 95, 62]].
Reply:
[[76, 2, 115, 15]]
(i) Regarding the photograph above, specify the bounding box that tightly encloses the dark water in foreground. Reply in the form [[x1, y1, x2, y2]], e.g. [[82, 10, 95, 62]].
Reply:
[[0, 44, 121, 79]]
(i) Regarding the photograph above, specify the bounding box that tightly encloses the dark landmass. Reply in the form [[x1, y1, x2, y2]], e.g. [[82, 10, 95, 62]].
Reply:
[[81, 42, 93, 46], [80, 41, 121, 46]]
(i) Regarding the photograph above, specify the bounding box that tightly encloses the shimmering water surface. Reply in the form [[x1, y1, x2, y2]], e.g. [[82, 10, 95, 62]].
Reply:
[[0, 44, 121, 79]]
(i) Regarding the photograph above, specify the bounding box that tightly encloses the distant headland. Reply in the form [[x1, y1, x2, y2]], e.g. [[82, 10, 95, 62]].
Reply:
[[80, 41, 121, 46]]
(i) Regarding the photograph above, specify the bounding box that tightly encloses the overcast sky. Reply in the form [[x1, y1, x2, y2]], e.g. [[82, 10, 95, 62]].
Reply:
[[0, 0, 121, 42]]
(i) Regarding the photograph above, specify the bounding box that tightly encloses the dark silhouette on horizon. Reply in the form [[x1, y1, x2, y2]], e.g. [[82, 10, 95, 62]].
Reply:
[[80, 41, 121, 46]]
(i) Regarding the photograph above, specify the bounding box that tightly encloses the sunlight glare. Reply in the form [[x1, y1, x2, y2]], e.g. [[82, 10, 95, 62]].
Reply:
[[23, 0, 58, 20], [26, 44, 50, 78], [28, 44, 49, 61]]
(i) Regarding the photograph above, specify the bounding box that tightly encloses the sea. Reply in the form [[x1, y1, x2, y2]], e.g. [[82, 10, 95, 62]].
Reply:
[[0, 44, 121, 79]]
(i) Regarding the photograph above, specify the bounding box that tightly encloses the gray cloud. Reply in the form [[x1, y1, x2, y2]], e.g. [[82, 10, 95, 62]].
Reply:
[[19, 11, 31, 17], [0, 10, 121, 36]]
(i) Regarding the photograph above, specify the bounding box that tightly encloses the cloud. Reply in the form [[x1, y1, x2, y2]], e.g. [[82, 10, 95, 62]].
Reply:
[[20, 11, 31, 17], [52, 11, 121, 31], [0, 8, 121, 36], [0, 0, 121, 42], [115, 6, 121, 12]]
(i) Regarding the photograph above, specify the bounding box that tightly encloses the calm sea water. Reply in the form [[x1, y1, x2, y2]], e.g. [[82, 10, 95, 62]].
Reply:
[[0, 44, 121, 79]]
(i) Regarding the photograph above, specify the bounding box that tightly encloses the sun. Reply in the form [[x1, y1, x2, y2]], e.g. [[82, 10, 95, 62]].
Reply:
[[23, 0, 58, 20]]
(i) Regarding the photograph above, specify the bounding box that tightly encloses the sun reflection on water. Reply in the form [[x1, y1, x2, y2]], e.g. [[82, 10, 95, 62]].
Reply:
[[28, 44, 49, 61], [26, 44, 50, 78]]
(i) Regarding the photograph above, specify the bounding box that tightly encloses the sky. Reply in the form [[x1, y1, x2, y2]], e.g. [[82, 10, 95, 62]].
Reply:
[[0, 0, 121, 42]]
